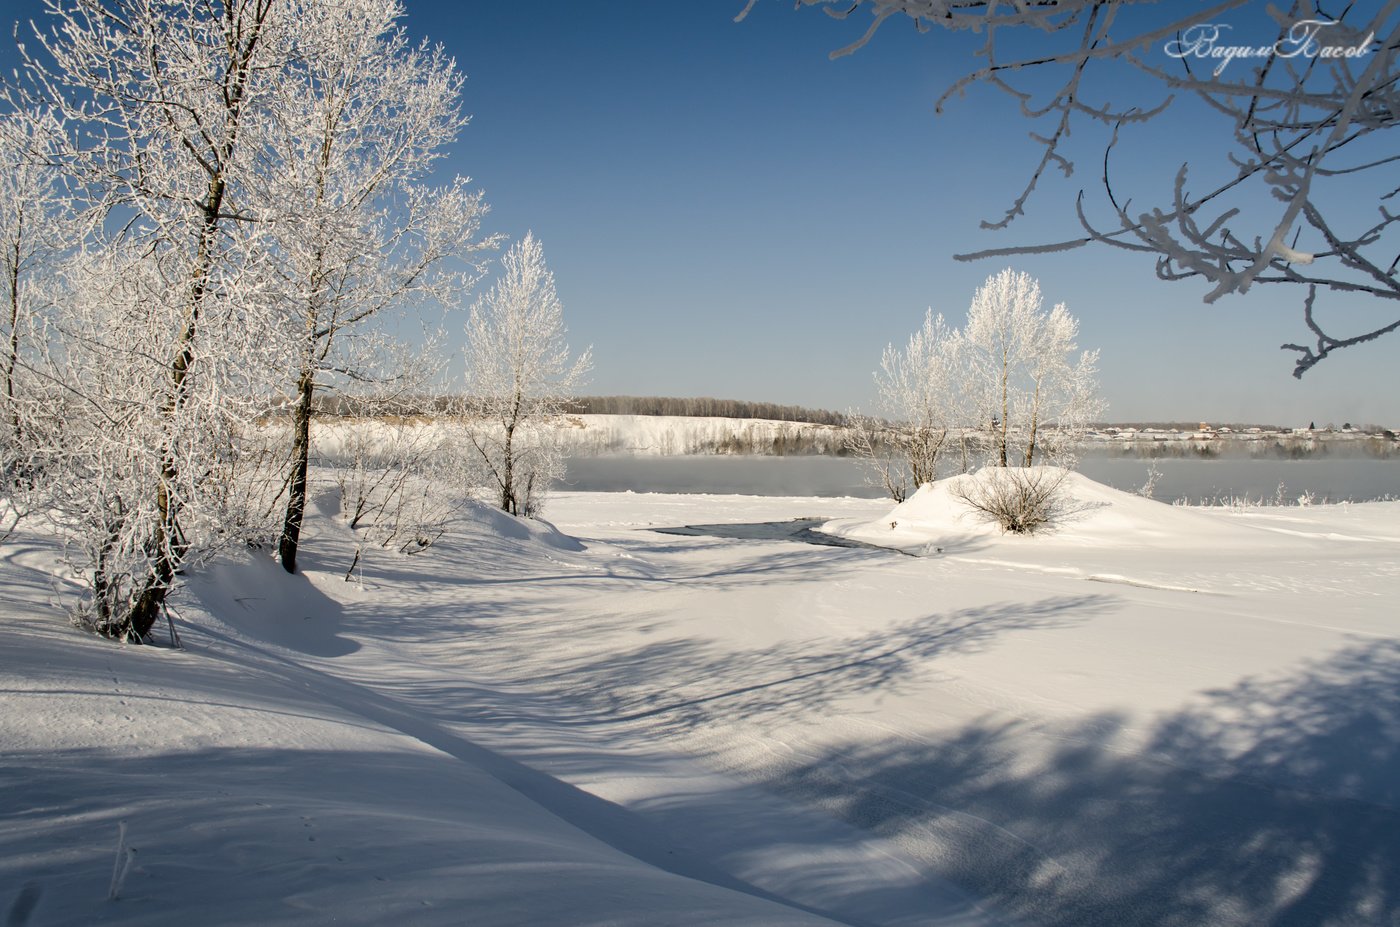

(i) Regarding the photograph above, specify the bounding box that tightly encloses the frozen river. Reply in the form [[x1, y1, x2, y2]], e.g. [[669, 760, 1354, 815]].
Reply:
[[562, 453, 1400, 503]]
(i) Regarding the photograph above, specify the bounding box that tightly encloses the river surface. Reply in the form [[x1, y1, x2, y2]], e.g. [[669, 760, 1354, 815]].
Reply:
[[561, 454, 1400, 503]]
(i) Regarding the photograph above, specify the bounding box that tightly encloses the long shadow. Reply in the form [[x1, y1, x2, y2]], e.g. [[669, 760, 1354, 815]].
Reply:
[[160, 625, 859, 927], [332, 540, 892, 593], [758, 639, 1400, 927], [560, 595, 1110, 734], [319, 531, 913, 651], [187, 552, 359, 658], [362, 593, 1111, 739]]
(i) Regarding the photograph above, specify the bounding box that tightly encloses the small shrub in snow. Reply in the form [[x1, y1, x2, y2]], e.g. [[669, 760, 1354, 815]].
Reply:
[[952, 467, 1069, 535], [1137, 462, 1163, 499]]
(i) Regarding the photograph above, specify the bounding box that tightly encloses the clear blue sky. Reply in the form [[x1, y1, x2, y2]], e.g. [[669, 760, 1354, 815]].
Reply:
[[4, 0, 1396, 426]]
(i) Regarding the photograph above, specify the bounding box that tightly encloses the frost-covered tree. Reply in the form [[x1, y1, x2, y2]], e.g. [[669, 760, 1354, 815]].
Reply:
[[0, 110, 73, 478], [1, 0, 493, 634], [962, 269, 1103, 468], [854, 270, 1100, 502], [259, 0, 496, 574], [38, 242, 283, 636], [847, 309, 962, 501], [461, 233, 590, 517], [743, 1, 1400, 375], [4, 0, 299, 639]]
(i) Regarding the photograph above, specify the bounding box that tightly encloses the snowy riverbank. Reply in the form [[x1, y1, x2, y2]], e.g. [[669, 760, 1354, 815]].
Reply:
[[3, 481, 1397, 925]]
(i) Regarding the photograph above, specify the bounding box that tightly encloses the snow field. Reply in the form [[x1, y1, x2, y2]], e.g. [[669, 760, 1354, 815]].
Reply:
[[3, 471, 1399, 926]]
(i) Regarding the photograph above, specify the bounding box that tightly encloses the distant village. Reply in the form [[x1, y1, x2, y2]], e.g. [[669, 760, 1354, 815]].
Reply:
[[1088, 423, 1400, 458], [549, 411, 1400, 459]]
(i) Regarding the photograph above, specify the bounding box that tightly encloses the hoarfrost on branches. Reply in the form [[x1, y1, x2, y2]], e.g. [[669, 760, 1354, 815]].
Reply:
[[847, 309, 963, 502], [2, 0, 300, 639], [853, 269, 1104, 502], [745, 1, 1400, 374], [258, 0, 497, 574], [963, 269, 1104, 470], [459, 233, 591, 518], [0, 0, 496, 639]]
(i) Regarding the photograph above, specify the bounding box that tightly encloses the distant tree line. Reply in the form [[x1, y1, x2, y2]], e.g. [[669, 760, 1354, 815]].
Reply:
[[303, 394, 849, 426], [565, 396, 848, 426]]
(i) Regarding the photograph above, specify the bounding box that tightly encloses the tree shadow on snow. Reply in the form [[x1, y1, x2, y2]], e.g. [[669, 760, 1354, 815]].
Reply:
[[188, 551, 360, 658], [367, 593, 1112, 739], [760, 638, 1400, 927]]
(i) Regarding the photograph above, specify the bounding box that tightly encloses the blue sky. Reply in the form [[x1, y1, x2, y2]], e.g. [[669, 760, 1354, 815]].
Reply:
[[4, 1, 1396, 425]]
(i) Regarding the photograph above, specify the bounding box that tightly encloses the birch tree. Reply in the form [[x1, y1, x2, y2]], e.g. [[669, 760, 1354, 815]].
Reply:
[[6, 0, 296, 639], [962, 269, 1103, 469], [461, 233, 590, 517], [260, 0, 496, 574], [39, 242, 283, 635]]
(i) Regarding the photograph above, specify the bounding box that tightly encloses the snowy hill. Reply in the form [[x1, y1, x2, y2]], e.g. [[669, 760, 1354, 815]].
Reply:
[[822, 468, 1400, 593], [0, 490, 977, 927], [4, 475, 1399, 925]]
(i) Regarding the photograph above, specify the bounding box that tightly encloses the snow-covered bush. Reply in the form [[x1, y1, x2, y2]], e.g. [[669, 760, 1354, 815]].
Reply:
[[1137, 462, 1163, 499], [330, 415, 456, 580], [951, 467, 1069, 535]]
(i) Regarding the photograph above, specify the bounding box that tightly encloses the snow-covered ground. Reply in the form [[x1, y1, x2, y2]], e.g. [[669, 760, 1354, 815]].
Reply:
[[3, 476, 1398, 926]]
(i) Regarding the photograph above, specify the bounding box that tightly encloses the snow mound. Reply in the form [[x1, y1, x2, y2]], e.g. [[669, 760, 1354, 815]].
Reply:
[[823, 468, 1301, 554], [464, 499, 585, 552]]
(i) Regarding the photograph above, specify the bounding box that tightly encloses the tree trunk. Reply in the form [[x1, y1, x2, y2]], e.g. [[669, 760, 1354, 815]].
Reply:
[[500, 419, 516, 515], [120, 195, 223, 639], [5, 234, 22, 446], [1024, 377, 1042, 467], [500, 386, 522, 515], [97, 2, 269, 641], [999, 345, 1010, 467], [279, 366, 316, 573], [281, 96, 337, 573]]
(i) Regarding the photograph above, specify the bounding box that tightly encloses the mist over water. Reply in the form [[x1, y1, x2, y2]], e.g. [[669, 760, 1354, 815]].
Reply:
[[561, 454, 1400, 504]]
